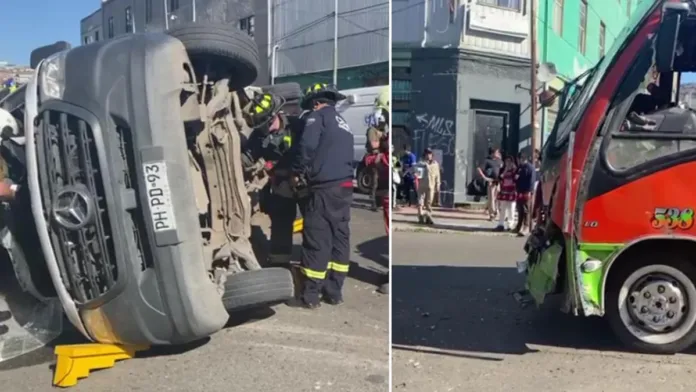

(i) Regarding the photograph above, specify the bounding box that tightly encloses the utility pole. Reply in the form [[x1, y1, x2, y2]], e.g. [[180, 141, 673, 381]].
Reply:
[[529, 0, 538, 232], [333, 0, 338, 86], [529, 0, 538, 153], [164, 0, 169, 30]]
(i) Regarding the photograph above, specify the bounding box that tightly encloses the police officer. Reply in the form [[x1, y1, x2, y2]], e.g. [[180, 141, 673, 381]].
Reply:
[[244, 93, 303, 266], [287, 83, 354, 309]]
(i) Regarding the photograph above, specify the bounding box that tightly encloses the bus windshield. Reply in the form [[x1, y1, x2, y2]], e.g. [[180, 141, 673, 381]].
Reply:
[[542, 0, 659, 157]]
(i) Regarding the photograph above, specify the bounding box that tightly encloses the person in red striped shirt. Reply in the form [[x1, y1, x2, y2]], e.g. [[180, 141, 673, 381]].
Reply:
[[494, 155, 517, 232]]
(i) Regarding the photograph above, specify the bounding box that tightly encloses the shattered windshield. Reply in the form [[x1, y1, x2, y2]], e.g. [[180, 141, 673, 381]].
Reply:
[[555, 65, 599, 123], [543, 0, 658, 156]]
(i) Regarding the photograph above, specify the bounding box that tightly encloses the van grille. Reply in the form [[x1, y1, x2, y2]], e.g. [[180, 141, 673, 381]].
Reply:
[[36, 110, 118, 303]]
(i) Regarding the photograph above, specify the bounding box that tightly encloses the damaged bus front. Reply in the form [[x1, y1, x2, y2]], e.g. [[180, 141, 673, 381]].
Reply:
[[520, 0, 696, 353]]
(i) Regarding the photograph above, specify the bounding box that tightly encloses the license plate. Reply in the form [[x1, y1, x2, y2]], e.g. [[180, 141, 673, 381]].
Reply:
[[143, 161, 177, 232]]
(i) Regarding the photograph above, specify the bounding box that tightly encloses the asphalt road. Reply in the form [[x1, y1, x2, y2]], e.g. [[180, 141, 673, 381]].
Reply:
[[0, 194, 389, 392], [392, 230, 696, 392]]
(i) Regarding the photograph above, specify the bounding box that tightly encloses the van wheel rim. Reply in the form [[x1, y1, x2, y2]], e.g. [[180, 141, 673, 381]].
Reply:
[[618, 265, 696, 345], [360, 175, 372, 189]]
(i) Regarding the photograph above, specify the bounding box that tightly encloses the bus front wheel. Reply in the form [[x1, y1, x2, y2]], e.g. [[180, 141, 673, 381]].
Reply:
[[606, 257, 696, 354]]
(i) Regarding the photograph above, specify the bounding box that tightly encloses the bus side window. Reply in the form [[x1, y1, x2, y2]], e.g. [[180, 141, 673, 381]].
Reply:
[[606, 138, 696, 171]]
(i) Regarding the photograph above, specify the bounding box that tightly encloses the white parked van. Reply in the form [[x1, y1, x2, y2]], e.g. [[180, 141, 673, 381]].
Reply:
[[335, 85, 387, 193]]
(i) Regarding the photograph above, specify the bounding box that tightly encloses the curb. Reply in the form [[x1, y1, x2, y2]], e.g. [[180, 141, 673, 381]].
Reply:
[[392, 224, 519, 237]]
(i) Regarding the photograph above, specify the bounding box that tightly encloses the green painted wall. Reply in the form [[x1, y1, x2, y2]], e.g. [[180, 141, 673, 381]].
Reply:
[[538, 0, 635, 80], [537, 0, 642, 139]]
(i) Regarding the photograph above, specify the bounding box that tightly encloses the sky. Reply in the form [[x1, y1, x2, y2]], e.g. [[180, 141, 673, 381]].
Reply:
[[0, 0, 97, 66]]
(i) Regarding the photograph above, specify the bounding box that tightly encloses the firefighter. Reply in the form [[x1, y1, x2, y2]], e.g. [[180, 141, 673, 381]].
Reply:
[[287, 83, 354, 309], [244, 93, 303, 266], [0, 108, 19, 335]]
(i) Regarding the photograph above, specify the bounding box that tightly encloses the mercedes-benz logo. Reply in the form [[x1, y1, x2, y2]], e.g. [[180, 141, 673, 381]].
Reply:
[[52, 186, 95, 230]]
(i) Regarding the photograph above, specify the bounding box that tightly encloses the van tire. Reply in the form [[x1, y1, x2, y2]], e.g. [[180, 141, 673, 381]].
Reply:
[[222, 268, 294, 312], [356, 163, 373, 194], [167, 23, 259, 89], [605, 253, 696, 354]]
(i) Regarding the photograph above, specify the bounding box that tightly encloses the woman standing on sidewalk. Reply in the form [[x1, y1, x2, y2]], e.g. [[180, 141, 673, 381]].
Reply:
[[495, 155, 517, 231]]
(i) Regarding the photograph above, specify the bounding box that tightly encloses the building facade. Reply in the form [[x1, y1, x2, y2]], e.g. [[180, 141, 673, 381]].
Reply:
[[80, 0, 266, 82], [537, 0, 639, 143], [80, 0, 387, 89], [393, 0, 532, 206], [81, 8, 103, 45], [270, 0, 389, 89]]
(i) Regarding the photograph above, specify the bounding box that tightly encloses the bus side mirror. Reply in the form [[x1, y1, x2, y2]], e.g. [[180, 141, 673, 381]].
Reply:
[[538, 90, 557, 108], [656, 4, 689, 72]]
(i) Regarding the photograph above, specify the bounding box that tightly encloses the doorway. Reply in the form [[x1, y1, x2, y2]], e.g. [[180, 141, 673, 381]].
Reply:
[[469, 100, 520, 179]]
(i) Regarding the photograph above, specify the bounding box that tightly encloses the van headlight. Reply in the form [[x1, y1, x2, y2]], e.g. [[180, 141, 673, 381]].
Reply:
[[40, 51, 69, 100]]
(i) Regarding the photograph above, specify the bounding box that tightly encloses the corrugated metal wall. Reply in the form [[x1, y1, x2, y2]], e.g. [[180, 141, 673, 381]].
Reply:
[[137, 0, 254, 32], [272, 0, 388, 77]]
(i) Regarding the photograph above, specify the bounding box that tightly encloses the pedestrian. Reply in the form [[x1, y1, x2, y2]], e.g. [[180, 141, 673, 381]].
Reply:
[[416, 148, 441, 225], [363, 132, 390, 295], [531, 149, 543, 225], [244, 92, 303, 266], [391, 151, 401, 210], [514, 151, 536, 237], [365, 109, 387, 210], [494, 155, 517, 232], [287, 83, 354, 309], [477, 147, 502, 220], [400, 145, 417, 205]]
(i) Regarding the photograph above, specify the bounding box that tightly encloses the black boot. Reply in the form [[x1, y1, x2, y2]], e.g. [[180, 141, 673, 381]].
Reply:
[[0, 310, 10, 323], [286, 297, 321, 309], [322, 296, 344, 306]]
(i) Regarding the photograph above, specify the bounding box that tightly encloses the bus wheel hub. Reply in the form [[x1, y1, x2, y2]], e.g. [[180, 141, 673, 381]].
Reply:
[[629, 276, 686, 332]]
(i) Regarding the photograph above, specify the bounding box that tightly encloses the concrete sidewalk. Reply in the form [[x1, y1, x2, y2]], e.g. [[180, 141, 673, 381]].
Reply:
[[392, 206, 517, 236]]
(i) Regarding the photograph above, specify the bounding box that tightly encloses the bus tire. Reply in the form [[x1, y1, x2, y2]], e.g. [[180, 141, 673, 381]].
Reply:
[[605, 255, 696, 354]]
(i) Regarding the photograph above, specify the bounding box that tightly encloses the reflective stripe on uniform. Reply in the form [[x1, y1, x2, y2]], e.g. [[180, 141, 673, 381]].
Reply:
[[283, 135, 292, 147], [328, 261, 349, 273], [301, 267, 326, 280]]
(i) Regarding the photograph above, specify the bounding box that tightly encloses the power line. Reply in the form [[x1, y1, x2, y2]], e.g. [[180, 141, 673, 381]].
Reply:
[[339, 15, 389, 38], [275, 13, 333, 43], [274, 3, 388, 43]]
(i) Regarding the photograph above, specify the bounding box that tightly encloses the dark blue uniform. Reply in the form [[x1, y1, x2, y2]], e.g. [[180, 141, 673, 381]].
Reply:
[[264, 116, 303, 264], [291, 105, 354, 305]]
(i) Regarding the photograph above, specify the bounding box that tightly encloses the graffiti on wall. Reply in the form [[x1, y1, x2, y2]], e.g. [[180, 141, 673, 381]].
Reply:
[[413, 113, 455, 156], [412, 112, 459, 206]]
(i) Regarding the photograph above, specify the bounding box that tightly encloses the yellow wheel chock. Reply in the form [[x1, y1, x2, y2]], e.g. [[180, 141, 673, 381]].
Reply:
[[53, 343, 149, 388], [293, 218, 303, 233]]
